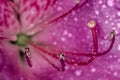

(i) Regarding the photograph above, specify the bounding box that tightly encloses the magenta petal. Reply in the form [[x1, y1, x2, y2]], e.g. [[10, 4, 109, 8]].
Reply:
[[1, 0, 120, 80], [0, 45, 5, 72], [0, 0, 20, 35]]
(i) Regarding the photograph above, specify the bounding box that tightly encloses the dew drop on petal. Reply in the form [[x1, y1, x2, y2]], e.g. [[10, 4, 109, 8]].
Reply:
[[117, 11, 120, 17], [61, 37, 66, 42], [75, 70, 82, 76], [117, 23, 120, 28], [117, 44, 120, 51], [68, 33, 72, 38], [107, 0, 114, 7], [90, 67, 96, 73]]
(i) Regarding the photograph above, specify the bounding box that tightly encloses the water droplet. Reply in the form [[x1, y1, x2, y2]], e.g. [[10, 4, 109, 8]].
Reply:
[[63, 30, 68, 35], [57, 6, 63, 11], [91, 67, 96, 72], [68, 33, 72, 38], [75, 70, 82, 76], [113, 71, 118, 76], [117, 11, 120, 17], [107, 0, 114, 7], [53, 41, 57, 45], [95, 10, 99, 15], [117, 44, 120, 51], [61, 37, 66, 42], [74, 17, 78, 22]]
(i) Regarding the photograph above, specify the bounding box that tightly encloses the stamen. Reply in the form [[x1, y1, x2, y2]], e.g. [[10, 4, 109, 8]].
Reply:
[[27, 0, 88, 36], [24, 48, 32, 67], [46, 0, 82, 24], [59, 53, 66, 71], [110, 30, 115, 41], [87, 20, 96, 28], [41, 52, 65, 71], [59, 53, 65, 60], [29, 20, 98, 66], [96, 30, 115, 56], [41, 53, 63, 71], [63, 20, 98, 65], [61, 30, 115, 57], [29, 42, 65, 71], [88, 20, 98, 53], [47, 20, 98, 65], [65, 52, 96, 65]]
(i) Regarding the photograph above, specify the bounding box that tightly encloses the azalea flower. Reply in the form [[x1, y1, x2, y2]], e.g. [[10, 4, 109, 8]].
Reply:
[[0, 0, 120, 80]]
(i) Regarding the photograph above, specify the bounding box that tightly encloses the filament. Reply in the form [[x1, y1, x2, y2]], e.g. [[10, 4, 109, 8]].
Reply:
[[29, 41, 65, 71], [26, 0, 88, 36], [62, 30, 115, 57]]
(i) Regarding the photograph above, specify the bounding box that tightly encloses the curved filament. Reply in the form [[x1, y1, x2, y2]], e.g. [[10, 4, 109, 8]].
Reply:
[[97, 30, 115, 56], [27, 0, 88, 36], [47, 1, 84, 24], [62, 30, 115, 57], [39, 51, 65, 71], [59, 53, 66, 71], [28, 20, 115, 71], [29, 42, 65, 71], [29, 20, 98, 68], [65, 21, 98, 65]]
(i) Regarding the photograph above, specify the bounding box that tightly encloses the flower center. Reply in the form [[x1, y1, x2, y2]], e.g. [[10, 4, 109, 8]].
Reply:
[[10, 33, 31, 47]]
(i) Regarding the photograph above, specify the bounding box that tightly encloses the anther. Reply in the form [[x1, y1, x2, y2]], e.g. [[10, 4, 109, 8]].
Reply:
[[109, 30, 115, 41], [59, 53, 65, 60], [24, 48, 32, 67], [87, 20, 96, 28], [25, 48, 31, 57], [59, 53, 66, 71]]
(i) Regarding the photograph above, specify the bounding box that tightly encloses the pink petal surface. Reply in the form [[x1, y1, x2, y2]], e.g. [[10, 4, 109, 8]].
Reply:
[[0, 0, 120, 80], [0, 0, 20, 35]]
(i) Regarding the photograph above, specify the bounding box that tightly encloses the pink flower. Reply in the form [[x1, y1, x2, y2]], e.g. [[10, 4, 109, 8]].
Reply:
[[0, 0, 120, 80]]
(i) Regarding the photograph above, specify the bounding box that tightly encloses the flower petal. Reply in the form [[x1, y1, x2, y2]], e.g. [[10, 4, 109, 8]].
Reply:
[[0, 43, 5, 72], [20, 0, 86, 32], [0, 0, 20, 35]]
